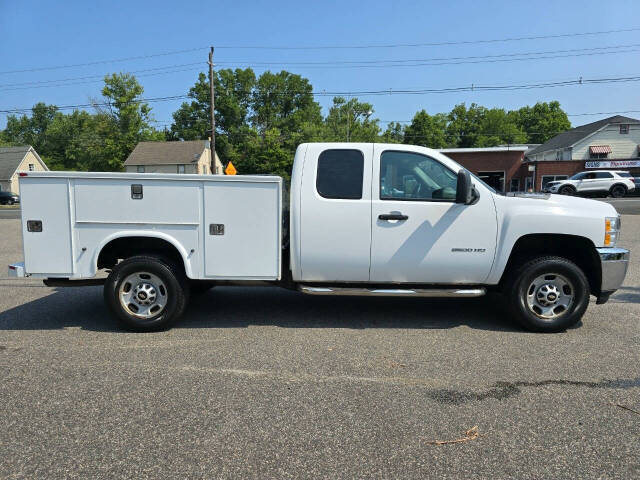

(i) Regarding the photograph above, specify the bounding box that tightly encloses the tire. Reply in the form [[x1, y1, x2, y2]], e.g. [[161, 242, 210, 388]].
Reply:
[[505, 256, 589, 333], [104, 255, 189, 331], [558, 185, 575, 196], [609, 184, 627, 198], [7, 198, 14, 205]]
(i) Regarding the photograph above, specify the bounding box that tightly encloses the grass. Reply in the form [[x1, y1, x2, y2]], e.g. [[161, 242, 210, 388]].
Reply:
[[0, 205, 19, 209]]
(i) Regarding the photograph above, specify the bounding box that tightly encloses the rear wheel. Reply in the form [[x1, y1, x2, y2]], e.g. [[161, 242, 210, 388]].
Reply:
[[505, 256, 589, 332], [559, 185, 575, 196], [610, 184, 627, 198], [104, 255, 189, 331]]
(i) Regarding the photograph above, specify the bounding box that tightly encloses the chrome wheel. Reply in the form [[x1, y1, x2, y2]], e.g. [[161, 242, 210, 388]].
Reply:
[[526, 273, 574, 320], [119, 272, 167, 319]]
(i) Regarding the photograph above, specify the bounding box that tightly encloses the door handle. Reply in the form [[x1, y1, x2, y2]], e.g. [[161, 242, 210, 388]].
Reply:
[[379, 213, 408, 221]]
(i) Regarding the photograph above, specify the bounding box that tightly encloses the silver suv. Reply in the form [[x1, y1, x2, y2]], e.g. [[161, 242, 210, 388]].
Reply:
[[544, 170, 636, 197]]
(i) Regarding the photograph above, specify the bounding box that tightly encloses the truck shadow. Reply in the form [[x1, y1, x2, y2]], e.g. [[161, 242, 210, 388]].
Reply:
[[0, 286, 528, 333]]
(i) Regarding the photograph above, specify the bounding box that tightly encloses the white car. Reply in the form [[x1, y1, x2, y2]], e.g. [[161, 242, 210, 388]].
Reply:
[[8, 143, 630, 333], [544, 170, 636, 197]]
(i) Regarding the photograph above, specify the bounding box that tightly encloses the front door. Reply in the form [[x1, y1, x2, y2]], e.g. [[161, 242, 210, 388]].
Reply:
[[299, 144, 373, 282], [370, 145, 497, 284]]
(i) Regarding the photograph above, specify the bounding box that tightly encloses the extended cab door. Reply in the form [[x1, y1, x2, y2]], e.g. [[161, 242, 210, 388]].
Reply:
[[298, 144, 373, 281], [369, 145, 497, 284]]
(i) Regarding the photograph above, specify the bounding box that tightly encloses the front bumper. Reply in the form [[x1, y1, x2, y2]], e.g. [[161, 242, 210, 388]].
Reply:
[[595, 247, 630, 304]]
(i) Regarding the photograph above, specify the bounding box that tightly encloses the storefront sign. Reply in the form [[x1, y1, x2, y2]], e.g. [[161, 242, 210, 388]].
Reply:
[[585, 160, 640, 169]]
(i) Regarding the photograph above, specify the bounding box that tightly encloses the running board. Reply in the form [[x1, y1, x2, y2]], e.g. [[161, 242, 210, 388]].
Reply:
[[299, 286, 486, 297]]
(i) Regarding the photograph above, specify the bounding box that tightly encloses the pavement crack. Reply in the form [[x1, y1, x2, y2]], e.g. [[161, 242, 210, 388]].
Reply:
[[427, 377, 640, 405]]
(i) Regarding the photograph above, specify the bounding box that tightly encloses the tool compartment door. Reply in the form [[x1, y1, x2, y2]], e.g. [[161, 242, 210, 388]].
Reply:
[[20, 177, 73, 276], [203, 180, 281, 279]]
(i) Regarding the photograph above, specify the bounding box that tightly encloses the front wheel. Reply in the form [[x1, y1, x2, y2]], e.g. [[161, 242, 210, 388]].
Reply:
[[558, 185, 575, 196], [104, 255, 189, 331], [505, 256, 590, 332]]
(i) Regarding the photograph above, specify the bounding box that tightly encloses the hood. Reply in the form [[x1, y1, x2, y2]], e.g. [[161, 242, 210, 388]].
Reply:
[[502, 192, 618, 217]]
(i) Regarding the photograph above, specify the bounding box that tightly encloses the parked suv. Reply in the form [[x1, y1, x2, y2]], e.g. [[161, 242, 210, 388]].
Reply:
[[544, 170, 636, 197], [0, 191, 20, 205]]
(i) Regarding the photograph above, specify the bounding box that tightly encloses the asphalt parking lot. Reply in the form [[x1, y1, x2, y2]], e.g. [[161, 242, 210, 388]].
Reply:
[[0, 217, 638, 479]]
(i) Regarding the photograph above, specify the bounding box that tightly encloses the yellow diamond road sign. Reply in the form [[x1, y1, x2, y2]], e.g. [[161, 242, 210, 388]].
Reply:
[[225, 161, 237, 175]]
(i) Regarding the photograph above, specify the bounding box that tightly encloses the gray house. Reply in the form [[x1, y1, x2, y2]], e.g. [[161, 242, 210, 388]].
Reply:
[[124, 140, 223, 175]]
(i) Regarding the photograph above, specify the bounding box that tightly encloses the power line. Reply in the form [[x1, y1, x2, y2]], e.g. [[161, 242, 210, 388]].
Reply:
[[2, 74, 640, 114], [4, 42, 639, 93], [216, 47, 640, 69], [214, 43, 640, 66], [214, 26, 640, 50], [1, 26, 639, 75], [0, 48, 204, 75], [0, 62, 203, 89], [379, 109, 640, 124]]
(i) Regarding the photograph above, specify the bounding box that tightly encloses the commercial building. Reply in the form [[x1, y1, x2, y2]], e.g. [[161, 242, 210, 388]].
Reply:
[[439, 115, 640, 192], [524, 115, 640, 191], [439, 146, 536, 193]]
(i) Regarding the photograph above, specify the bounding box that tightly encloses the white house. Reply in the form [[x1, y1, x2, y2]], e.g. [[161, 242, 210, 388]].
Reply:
[[0, 145, 49, 194]]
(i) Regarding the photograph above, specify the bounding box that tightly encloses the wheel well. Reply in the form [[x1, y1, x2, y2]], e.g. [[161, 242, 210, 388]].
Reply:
[[610, 183, 627, 191], [97, 236, 186, 275], [500, 234, 601, 295]]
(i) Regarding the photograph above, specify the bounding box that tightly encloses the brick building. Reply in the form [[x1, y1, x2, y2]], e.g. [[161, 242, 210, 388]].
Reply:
[[440, 146, 535, 193]]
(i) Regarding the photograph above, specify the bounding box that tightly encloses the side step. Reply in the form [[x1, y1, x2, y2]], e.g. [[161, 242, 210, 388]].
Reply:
[[299, 286, 486, 298]]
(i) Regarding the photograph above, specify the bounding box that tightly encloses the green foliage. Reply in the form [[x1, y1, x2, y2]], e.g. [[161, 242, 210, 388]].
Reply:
[[1, 74, 161, 171], [0, 66, 574, 176], [513, 101, 571, 144], [404, 110, 449, 148], [323, 97, 380, 142]]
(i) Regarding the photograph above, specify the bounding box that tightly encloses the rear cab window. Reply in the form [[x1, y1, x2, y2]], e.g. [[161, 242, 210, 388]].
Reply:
[[316, 149, 364, 200]]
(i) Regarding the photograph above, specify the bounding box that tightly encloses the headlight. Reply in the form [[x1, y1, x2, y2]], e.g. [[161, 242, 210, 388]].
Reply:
[[604, 216, 621, 247]]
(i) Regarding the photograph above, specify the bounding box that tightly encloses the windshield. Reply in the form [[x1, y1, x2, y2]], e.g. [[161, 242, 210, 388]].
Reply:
[[469, 171, 498, 194], [569, 172, 585, 180]]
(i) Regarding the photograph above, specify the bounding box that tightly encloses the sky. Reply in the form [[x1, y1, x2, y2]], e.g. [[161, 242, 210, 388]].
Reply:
[[1, 0, 639, 131]]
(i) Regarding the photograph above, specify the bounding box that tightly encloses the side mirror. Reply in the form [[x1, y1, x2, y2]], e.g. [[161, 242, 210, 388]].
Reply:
[[456, 169, 474, 204]]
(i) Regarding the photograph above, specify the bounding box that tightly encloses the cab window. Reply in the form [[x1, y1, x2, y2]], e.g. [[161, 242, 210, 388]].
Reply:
[[380, 151, 457, 201], [316, 149, 364, 199]]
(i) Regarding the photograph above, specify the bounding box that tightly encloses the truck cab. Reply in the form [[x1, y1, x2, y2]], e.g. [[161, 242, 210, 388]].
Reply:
[[290, 143, 497, 285]]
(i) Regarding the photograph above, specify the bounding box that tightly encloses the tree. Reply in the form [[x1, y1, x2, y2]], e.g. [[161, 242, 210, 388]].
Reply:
[[380, 122, 405, 143], [170, 68, 257, 143], [446, 103, 487, 147], [403, 110, 448, 148], [323, 97, 380, 142], [95, 73, 161, 170], [476, 108, 527, 147], [514, 101, 571, 144], [2, 103, 59, 153]]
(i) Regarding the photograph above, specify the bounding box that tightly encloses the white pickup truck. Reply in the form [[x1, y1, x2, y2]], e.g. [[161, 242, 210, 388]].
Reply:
[[9, 143, 630, 333]]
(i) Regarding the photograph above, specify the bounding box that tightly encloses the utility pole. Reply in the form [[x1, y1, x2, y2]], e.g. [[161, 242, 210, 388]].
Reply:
[[208, 46, 216, 169]]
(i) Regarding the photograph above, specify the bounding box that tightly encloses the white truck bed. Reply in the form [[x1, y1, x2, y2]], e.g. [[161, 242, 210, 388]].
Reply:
[[17, 171, 283, 281]]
